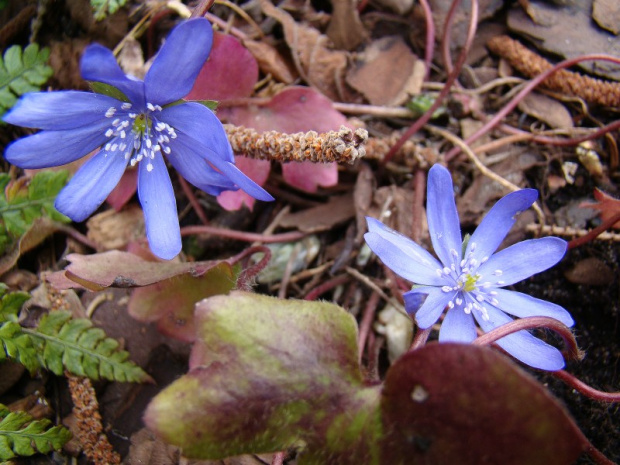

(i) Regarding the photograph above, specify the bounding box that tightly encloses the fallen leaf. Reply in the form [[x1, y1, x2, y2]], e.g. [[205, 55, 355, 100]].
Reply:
[[564, 257, 614, 286], [0, 218, 59, 276], [242, 39, 297, 84], [346, 36, 417, 106], [186, 31, 259, 101], [259, 0, 349, 101], [517, 92, 574, 129], [279, 194, 356, 233], [593, 0, 620, 35], [86, 205, 145, 251], [326, 0, 368, 51]]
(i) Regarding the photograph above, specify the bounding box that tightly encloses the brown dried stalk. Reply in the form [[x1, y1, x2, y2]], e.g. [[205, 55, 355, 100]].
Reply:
[[67, 374, 120, 465], [224, 125, 368, 164], [487, 35, 620, 107]]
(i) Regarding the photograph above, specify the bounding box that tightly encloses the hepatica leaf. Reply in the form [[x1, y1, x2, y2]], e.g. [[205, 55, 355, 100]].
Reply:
[[128, 262, 239, 342], [145, 294, 586, 464], [381, 343, 588, 465], [144, 291, 382, 463]]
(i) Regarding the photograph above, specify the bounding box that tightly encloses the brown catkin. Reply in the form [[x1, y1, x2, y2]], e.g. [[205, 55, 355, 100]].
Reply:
[[487, 35, 620, 108], [225, 125, 368, 164], [67, 374, 120, 465]]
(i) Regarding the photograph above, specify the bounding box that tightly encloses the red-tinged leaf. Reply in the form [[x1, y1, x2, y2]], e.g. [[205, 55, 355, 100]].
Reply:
[[217, 87, 346, 198], [217, 156, 270, 211], [106, 168, 138, 211], [127, 262, 238, 342], [381, 343, 588, 465], [186, 31, 259, 101], [580, 188, 620, 229], [46, 248, 260, 291], [145, 291, 382, 463]]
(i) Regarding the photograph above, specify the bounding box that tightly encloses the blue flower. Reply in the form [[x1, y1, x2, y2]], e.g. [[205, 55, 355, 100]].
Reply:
[[3, 18, 273, 260], [364, 164, 574, 370]]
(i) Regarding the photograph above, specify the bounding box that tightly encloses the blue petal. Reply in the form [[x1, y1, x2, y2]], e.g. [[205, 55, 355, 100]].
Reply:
[[55, 145, 128, 222], [365, 217, 445, 285], [145, 19, 213, 105], [426, 164, 462, 267], [403, 290, 428, 314], [166, 134, 238, 196], [201, 152, 273, 201], [81, 44, 145, 107], [438, 304, 477, 343], [491, 289, 574, 327], [159, 102, 233, 162], [478, 237, 567, 286], [4, 91, 119, 130], [4, 120, 111, 169], [466, 189, 538, 261], [409, 286, 453, 329], [137, 153, 181, 260], [474, 304, 566, 371]]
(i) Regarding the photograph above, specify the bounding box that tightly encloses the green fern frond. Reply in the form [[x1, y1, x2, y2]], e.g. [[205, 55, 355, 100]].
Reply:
[[0, 171, 70, 255], [90, 0, 128, 20], [0, 283, 29, 323], [0, 403, 71, 460], [0, 43, 53, 119], [24, 311, 152, 383], [0, 321, 40, 373]]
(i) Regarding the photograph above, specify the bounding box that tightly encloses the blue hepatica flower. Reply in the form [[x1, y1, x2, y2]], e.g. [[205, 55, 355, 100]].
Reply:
[[364, 164, 574, 370], [3, 18, 273, 260]]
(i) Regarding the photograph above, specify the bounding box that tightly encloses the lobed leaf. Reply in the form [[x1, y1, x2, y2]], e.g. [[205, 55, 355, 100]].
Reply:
[[24, 311, 152, 383], [0, 43, 53, 119], [0, 283, 30, 323], [0, 403, 72, 460], [0, 171, 70, 256]]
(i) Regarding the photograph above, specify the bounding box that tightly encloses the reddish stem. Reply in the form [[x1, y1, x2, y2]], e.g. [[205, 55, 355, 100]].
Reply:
[[472, 316, 582, 362], [55, 224, 100, 251], [358, 292, 381, 363], [552, 370, 620, 403], [418, 0, 435, 81], [271, 451, 285, 465], [177, 174, 209, 225], [445, 53, 620, 161], [409, 327, 432, 351], [383, 0, 478, 163], [303, 275, 350, 301], [568, 210, 620, 249], [411, 169, 426, 243], [584, 443, 617, 465], [180, 225, 307, 243], [190, 0, 215, 18]]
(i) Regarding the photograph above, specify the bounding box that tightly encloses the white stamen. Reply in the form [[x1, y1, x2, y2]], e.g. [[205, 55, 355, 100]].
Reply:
[[441, 286, 452, 293], [163, 146, 171, 154], [447, 301, 454, 309], [493, 270, 503, 276], [105, 107, 116, 118], [147, 103, 155, 111], [120, 130, 126, 139], [121, 103, 132, 110], [146, 163, 154, 172], [455, 297, 462, 306], [105, 129, 113, 137], [105, 143, 111, 151]]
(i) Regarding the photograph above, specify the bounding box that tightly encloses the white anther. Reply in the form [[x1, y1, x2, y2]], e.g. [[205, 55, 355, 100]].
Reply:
[[105, 107, 116, 118], [146, 138, 152, 148], [119, 143, 127, 151], [163, 146, 171, 154], [451, 249, 459, 258], [146, 163, 154, 172], [443, 267, 451, 275], [121, 103, 132, 110], [493, 270, 503, 276], [128, 113, 137, 118], [147, 103, 155, 111], [112, 118, 120, 126], [470, 242, 477, 251], [111, 143, 118, 151], [130, 158, 137, 166], [447, 301, 454, 309], [455, 297, 462, 306], [436, 269, 443, 277], [496, 281, 505, 285], [105, 143, 111, 151], [476, 295, 484, 302], [481, 256, 489, 263], [441, 286, 452, 293], [105, 129, 113, 137], [120, 131, 126, 139]]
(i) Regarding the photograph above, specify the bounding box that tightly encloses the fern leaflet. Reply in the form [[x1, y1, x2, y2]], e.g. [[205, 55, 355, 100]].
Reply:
[[0, 403, 71, 460], [24, 311, 152, 383], [0, 171, 70, 255], [0, 43, 53, 118], [90, 0, 128, 20]]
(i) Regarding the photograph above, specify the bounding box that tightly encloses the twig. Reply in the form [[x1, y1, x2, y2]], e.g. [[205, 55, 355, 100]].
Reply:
[[426, 125, 545, 222], [567, 211, 620, 249], [358, 292, 380, 363], [303, 274, 350, 300], [224, 125, 368, 164], [345, 266, 405, 312], [180, 225, 307, 243], [190, 0, 215, 18], [67, 374, 120, 465], [487, 35, 620, 107], [177, 174, 209, 225], [526, 224, 620, 242]]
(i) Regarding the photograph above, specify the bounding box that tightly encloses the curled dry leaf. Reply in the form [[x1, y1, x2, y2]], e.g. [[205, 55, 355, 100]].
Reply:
[[580, 188, 620, 229], [517, 92, 574, 129], [259, 0, 349, 101]]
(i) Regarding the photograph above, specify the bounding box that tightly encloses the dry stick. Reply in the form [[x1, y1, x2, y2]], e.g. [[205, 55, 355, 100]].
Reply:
[[472, 316, 582, 362], [180, 225, 307, 243], [225, 125, 369, 164], [445, 53, 620, 161], [190, 0, 215, 18], [526, 224, 620, 242], [487, 35, 620, 108], [345, 266, 405, 312], [411, 169, 426, 243], [567, 210, 620, 249], [426, 125, 545, 222], [383, 0, 478, 163], [67, 374, 121, 465], [303, 274, 350, 301]]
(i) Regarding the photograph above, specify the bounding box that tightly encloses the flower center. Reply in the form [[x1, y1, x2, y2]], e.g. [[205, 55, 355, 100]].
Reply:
[[103, 102, 177, 172], [462, 273, 480, 292]]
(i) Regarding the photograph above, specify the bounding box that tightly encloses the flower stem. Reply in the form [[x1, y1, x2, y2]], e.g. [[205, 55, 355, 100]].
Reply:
[[552, 370, 620, 403], [568, 210, 620, 249], [472, 316, 582, 362]]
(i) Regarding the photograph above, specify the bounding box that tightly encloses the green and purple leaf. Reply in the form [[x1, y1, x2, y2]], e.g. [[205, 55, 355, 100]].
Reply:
[[145, 292, 588, 464]]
